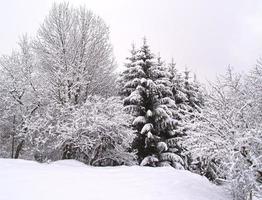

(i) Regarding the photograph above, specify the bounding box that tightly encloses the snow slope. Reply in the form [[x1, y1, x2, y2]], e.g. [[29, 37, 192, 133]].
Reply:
[[0, 159, 230, 200]]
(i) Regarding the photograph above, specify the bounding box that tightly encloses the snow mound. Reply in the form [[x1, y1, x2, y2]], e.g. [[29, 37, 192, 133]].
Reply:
[[0, 159, 230, 200]]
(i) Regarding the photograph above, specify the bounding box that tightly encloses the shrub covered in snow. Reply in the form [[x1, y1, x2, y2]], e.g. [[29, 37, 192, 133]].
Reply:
[[25, 96, 137, 166], [187, 67, 262, 199]]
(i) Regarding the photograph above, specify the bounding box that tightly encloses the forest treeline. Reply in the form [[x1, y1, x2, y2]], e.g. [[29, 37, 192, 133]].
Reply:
[[0, 3, 261, 200]]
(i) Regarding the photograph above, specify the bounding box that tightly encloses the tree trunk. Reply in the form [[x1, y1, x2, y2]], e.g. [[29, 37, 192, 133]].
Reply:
[[14, 140, 24, 159], [11, 115, 16, 158], [249, 190, 252, 200], [90, 145, 102, 166], [11, 133, 15, 158]]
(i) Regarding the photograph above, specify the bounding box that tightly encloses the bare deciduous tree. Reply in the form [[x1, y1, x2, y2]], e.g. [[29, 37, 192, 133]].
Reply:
[[0, 35, 40, 159], [34, 3, 117, 105]]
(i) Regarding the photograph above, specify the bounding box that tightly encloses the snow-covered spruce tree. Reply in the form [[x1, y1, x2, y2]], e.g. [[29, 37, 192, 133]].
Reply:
[[181, 68, 206, 171], [120, 39, 185, 168], [166, 61, 200, 169], [117, 44, 138, 96], [183, 68, 204, 113]]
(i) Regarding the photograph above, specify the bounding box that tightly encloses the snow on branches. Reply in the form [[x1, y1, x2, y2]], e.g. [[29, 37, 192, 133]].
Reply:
[[119, 39, 202, 169], [187, 67, 262, 199], [25, 96, 136, 165]]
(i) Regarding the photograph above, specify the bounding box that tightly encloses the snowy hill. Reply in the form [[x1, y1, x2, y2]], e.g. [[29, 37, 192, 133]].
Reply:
[[0, 159, 230, 200]]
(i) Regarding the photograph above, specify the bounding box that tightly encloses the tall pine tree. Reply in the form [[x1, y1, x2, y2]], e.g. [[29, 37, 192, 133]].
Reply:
[[168, 63, 205, 170], [120, 39, 185, 169], [167, 60, 192, 169]]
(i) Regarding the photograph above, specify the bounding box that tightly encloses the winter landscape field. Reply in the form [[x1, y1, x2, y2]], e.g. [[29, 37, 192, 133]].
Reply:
[[0, 159, 230, 200], [0, 1, 262, 200]]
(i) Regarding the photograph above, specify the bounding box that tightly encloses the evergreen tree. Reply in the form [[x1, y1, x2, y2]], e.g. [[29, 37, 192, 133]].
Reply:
[[168, 62, 206, 170], [169, 60, 188, 107], [120, 39, 185, 169], [167, 60, 192, 169], [118, 44, 139, 97], [183, 68, 204, 113], [182, 69, 206, 171]]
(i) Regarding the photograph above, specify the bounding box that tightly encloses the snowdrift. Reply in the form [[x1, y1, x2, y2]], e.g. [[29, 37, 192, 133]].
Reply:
[[0, 159, 229, 200]]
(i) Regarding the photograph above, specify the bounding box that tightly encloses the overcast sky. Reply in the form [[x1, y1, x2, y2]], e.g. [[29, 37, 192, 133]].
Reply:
[[1, 0, 262, 81]]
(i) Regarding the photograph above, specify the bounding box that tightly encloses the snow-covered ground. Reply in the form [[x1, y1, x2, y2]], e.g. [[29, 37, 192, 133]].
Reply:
[[0, 159, 230, 200]]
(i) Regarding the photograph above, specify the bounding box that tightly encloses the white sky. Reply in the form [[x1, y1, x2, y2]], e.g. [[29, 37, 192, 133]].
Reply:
[[1, 0, 262, 81]]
